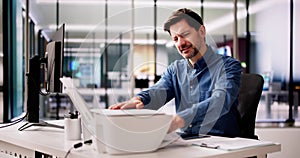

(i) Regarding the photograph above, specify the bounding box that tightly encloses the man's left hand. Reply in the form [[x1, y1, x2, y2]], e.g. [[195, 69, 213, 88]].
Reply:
[[168, 115, 185, 133]]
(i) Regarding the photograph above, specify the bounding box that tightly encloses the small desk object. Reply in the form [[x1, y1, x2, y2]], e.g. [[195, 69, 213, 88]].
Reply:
[[0, 120, 281, 158]]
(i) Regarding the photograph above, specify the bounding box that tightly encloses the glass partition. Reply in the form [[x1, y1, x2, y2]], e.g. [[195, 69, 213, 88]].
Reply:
[[251, 0, 299, 121]]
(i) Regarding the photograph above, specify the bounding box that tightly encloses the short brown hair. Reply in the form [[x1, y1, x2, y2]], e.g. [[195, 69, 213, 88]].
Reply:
[[163, 8, 204, 35]]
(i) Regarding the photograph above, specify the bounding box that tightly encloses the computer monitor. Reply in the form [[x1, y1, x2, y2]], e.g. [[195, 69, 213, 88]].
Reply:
[[46, 24, 65, 93], [46, 41, 63, 93], [19, 24, 65, 131], [217, 45, 232, 57]]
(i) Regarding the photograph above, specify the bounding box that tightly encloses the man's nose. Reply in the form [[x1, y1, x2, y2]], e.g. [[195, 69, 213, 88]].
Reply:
[[177, 37, 186, 46]]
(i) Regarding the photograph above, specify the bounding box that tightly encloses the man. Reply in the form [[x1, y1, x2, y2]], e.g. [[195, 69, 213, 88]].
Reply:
[[109, 8, 242, 137]]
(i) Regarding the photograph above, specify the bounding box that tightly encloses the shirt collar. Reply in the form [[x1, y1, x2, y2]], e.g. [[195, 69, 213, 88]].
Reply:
[[188, 45, 215, 70]]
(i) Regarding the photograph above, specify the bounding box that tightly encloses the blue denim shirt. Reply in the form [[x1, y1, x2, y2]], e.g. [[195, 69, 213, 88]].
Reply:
[[137, 46, 242, 137]]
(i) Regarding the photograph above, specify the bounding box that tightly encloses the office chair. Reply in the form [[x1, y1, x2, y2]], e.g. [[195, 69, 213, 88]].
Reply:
[[238, 73, 264, 139]]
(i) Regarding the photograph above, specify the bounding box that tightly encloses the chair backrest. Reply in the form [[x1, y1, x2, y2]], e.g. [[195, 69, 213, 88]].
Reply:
[[238, 73, 264, 139]]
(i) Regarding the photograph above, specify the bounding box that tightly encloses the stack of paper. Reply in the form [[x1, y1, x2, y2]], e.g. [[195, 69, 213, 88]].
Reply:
[[189, 136, 274, 151]]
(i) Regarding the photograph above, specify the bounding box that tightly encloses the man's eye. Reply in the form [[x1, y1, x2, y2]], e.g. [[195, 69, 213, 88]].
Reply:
[[182, 32, 189, 37], [173, 37, 178, 42]]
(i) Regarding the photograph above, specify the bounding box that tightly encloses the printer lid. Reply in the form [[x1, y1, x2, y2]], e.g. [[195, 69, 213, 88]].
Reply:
[[91, 109, 166, 116]]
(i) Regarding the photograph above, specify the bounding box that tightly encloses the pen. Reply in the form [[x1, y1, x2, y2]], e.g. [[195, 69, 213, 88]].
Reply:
[[192, 143, 219, 149]]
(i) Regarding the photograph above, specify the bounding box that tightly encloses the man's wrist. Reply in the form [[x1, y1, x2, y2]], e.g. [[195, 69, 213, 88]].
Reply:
[[129, 96, 144, 109], [132, 96, 141, 101], [174, 115, 185, 129]]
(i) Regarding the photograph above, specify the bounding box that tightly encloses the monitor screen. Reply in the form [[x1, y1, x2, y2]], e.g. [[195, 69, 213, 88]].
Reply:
[[46, 41, 62, 93], [52, 24, 65, 54], [46, 24, 65, 93], [217, 45, 232, 57]]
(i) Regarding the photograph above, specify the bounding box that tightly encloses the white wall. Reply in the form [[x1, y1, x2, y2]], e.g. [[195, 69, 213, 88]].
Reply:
[[294, 0, 300, 79], [254, 0, 300, 82]]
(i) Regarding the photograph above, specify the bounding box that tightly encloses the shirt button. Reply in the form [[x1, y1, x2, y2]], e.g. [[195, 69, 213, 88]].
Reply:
[[189, 124, 193, 128], [190, 86, 193, 89]]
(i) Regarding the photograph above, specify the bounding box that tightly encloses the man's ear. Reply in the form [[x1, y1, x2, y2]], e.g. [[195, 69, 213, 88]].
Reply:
[[199, 25, 206, 36]]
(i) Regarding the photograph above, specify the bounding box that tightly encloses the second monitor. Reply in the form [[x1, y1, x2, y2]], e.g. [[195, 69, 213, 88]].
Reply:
[[46, 41, 63, 93]]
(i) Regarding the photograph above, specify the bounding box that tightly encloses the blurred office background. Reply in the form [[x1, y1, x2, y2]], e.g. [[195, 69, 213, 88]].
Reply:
[[1, 0, 300, 157], [1, 0, 300, 130], [1, 0, 300, 123]]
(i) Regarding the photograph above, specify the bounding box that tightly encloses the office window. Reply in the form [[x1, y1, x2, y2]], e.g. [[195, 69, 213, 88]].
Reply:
[[2, 0, 24, 122]]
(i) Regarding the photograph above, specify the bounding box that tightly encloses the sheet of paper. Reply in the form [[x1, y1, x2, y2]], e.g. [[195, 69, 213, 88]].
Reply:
[[159, 132, 192, 148], [189, 136, 274, 151]]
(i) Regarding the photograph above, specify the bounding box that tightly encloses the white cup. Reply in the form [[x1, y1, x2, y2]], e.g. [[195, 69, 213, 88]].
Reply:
[[64, 117, 82, 140]]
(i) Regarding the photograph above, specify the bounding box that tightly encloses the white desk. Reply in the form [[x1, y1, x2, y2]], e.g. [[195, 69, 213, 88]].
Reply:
[[261, 91, 299, 118], [0, 121, 281, 158]]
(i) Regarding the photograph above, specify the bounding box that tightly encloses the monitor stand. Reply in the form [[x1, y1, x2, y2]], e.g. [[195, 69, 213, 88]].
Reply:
[[18, 120, 64, 131], [18, 55, 64, 131], [18, 93, 64, 131]]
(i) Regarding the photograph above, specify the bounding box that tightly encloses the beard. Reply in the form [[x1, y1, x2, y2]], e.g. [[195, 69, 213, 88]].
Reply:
[[186, 47, 199, 59], [180, 44, 200, 59]]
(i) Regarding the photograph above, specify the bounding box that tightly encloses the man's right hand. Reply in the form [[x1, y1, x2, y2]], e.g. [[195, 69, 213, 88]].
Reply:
[[108, 96, 144, 110]]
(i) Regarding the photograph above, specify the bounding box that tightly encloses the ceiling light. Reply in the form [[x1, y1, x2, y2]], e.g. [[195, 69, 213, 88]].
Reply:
[[36, 0, 245, 9], [206, 0, 280, 33], [66, 38, 167, 45]]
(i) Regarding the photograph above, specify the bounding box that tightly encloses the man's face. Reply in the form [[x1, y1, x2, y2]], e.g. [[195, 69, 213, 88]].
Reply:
[[169, 19, 205, 59]]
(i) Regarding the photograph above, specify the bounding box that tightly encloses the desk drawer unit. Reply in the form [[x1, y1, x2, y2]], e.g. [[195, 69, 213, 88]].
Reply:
[[0, 140, 35, 158]]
